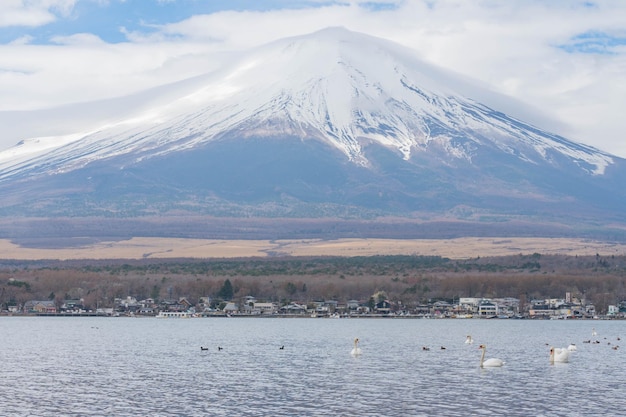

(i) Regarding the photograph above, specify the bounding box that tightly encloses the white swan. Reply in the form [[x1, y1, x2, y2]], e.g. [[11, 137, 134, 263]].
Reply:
[[567, 344, 577, 352], [465, 335, 474, 344], [350, 338, 362, 356], [478, 344, 504, 368], [550, 347, 570, 364], [592, 328, 597, 336]]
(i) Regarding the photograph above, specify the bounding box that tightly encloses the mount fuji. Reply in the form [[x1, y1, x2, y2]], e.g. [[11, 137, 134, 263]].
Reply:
[[1, 27, 625, 240]]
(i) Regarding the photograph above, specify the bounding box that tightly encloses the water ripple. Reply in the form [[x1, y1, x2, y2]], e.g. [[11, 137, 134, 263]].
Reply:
[[0, 317, 623, 416]]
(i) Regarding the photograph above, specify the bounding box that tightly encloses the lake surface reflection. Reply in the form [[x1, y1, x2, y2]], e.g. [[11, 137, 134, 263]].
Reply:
[[1, 317, 624, 416]]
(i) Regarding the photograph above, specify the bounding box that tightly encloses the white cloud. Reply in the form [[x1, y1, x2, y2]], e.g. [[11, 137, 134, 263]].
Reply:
[[0, 40, 219, 109], [8, 34, 35, 45], [0, 0, 77, 27], [0, 0, 625, 158]]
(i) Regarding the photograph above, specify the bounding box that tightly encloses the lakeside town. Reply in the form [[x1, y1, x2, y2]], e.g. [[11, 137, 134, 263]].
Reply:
[[3, 253, 626, 320], [8, 291, 626, 320]]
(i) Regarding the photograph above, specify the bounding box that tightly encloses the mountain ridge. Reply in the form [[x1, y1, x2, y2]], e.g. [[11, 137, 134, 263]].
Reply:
[[0, 27, 625, 238], [0, 27, 616, 177]]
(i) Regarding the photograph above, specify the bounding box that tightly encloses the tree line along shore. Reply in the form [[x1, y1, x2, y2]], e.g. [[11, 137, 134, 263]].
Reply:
[[1, 253, 625, 317]]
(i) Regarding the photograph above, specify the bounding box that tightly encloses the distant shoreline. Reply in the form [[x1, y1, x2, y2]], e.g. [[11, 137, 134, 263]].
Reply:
[[1, 313, 622, 320]]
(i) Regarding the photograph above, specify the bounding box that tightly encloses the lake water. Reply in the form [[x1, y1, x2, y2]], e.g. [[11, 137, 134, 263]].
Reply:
[[0, 317, 624, 416]]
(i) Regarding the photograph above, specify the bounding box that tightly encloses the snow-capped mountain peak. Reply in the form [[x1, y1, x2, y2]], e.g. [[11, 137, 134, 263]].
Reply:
[[0, 27, 617, 179], [1, 28, 626, 230]]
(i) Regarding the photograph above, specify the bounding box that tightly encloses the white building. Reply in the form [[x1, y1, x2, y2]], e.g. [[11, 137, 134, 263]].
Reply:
[[478, 300, 498, 317], [253, 302, 277, 314]]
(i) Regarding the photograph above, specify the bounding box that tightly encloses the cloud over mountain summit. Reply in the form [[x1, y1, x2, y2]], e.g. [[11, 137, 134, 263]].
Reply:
[[1, 28, 625, 235]]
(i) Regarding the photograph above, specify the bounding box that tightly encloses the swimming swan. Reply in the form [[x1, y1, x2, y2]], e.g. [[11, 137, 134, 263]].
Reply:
[[478, 344, 504, 368], [351, 338, 362, 356], [465, 335, 474, 344], [567, 344, 577, 352], [549, 347, 570, 364]]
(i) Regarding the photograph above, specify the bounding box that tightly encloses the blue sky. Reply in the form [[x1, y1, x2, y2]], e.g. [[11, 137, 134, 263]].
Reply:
[[2, 1, 623, 53], [1, 1, 351, 44], [559, 30, 626, 55], [1, 0, 626, 157]]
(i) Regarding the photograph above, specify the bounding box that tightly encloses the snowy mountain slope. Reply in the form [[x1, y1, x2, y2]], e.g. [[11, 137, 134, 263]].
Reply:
[[0, 27, 615, 178], [0, 27, 625, 229]]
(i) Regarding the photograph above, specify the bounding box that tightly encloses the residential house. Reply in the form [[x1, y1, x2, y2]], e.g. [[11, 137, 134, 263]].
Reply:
[[280, 303, 308, 315], [313, 300, 338, 315], [159, 298, 192, 313], [528, 303, 552, 318], [253, 302, 277, 314], [346, 300, 360, 311], [478, 300, 498, 317], [459, 297, 482, 314], [223, 302, 239, 314], [375, 300, 391, 314], [61, 299, 85, 313], [23, 300, 57, 314], [115, 296, 140, 313], [432, 300, 452, 316]]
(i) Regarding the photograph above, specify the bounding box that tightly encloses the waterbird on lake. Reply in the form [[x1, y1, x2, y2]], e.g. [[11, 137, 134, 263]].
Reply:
[[549, 347, 570, 364], [440, 346, 446, 350], [465, 335, 473, 344], [200, 347, 208, 351], [218, 346, 223, 351], [422, 346, 430, 351], [612, 346, 619, 350], [279, 345, 284, 350], [478, 344, 504, 368], [567, 344, 577, 352], [592, 328, 597, 336], [350, 338, 362, 356]]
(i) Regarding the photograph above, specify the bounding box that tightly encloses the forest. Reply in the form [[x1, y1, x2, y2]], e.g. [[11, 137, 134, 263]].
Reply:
[[1, 253, 626, 314]]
